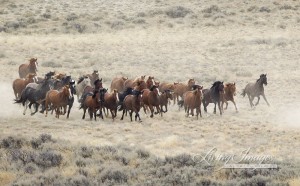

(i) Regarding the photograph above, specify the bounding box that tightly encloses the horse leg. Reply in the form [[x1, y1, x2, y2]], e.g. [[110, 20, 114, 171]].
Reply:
[[255, 96, 260, 106], [196, 107, 199, 120], [149, 105, 154, 118], [231, 100, 238, 112], [94, 109, 97, 121], [199, 105, 202, 118], [262, 93, 270, 106], [191, 108, 194, 117], [88, 108, 93, 120], [120, 109, 125, 120], [143, 105, 147, 115], [213, 102, 217, 114], [247, 94, 254, 107], [218, 101, 222, 115], [165, 104, 168, 113], [82, 108, 86, 119], [186, 107, 189, 117], [31, 103, 39, 115], [23, 101, 28, 115], [129, 110, 133, 121], [110, 109, 115, 121]]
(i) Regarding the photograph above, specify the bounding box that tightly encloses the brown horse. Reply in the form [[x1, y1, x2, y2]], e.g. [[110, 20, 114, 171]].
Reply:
[[221, 83, 238, 112], [159, 89, 173, 113], [146, 76, 155, 89], [13, 73, 37, 99], [45, 85, 72, 118], [173, 79, 195, 104], [110, 76, 128, 92], [19, 58, 38, 78], [103, 89, 119, 121], [80, 90, 103, 121], [141, 85, 162, 118], [242, 74, 270, 107], [133, 79, 147, 91], [183, 85, 203, 119], [120, 90, 143, 122], [124, 75, 146, 89]]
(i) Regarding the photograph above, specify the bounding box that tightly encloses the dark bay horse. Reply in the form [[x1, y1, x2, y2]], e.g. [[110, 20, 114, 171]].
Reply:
[[19, 58, 38, 78], [202, 81, 224, 115], [242, 74, 270, 107]]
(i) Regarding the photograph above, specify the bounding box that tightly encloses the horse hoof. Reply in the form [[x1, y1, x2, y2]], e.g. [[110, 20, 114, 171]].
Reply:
[[150, 115, 153, 118]]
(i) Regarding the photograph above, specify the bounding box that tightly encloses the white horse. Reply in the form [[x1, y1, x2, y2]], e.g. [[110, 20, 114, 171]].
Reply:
[[76, 76, 91, 102]]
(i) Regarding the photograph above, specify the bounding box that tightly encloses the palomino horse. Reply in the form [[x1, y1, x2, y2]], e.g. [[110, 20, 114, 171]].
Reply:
[[182, 85, 203, 119], [19, 58, 38, 78], [13, 73, 37, 99], [242, 74, 270, 107], [120, 90, 143, 122], [202, 81, 224, 115], [221, 82, 238, 112], [45, 85, 72, 118], [141, 85, 162, 118]]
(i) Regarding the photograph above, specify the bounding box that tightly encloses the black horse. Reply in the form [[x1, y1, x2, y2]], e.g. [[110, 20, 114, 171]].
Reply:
[[202, 81, 224, 115], [14, 78, 53, 115], [242, 74, 270, 107]]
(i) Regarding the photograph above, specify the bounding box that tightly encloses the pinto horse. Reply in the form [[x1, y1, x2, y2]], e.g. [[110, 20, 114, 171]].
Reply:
[[45, 85, 72, 118], [221, 82, 238, 112], [242, 74, 270, 107], [19, 58, 38, 78], [202, 81, 224, 115], [13, 73, 37, 99]]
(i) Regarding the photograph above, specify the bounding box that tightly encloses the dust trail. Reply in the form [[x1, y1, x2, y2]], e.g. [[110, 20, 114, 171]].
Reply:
[[0, 82, 22, 117]]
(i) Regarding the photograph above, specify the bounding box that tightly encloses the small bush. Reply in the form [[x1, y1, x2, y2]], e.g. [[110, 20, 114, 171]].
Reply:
[[101, 169, 128, 184], [1, 136, 23, 149], [202, 5, 220, 14], [111, 21, 124, 30], [259, 7, 271, 13], [165, 6, 192, 18], [80, 146, 93, 158], [66, 13, 78, 21], [35, 151, 63, 168], [136, 149, 150, 159]]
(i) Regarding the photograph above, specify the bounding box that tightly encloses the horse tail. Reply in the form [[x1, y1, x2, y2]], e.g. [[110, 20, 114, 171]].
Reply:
[[177, 100, 184, 108], [241, 89, 246, 97]]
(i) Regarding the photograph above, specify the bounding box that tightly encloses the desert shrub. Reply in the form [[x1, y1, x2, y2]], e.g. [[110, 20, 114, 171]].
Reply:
[[42, 13, 51, 19], [35, 150, 62, 168], [202, 5, 220, 14], [30, 138, 43, 149], [4, 21, 26, 30], [41, 61, 62, 68], [165, 6, 192, 18], [111, 20, 124, 30], [1, 136, 23, 149], [133, 19, 146, 24], [136, 149, 150, 159], [137, 12, 146, 17], [73, 23, 86, 33], [40, 134, 52, 143], [80, 146, 93, 158], [247, 6, 259, 12], [100, 169, 129, 184], [259, 7, 271, 13], [76, 159, 86, 167], [24, 163, 39, 174], [279, 5, 295, 10], [165, 154, 195, 168], [67, 175, 91, 186], [66, 13, 78, 21]]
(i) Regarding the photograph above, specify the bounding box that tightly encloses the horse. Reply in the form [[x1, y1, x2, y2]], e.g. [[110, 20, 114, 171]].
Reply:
[[159, 89, 173, 113], [64, 80, 76, 119], [133, 79, 147, 91], [76, 76, 91, 102], [173, 79, 195, 105], [12, 73, 37, 99], [221, 83, 238, 112], [110, 76, 128, 93], [117, 87, 134, 111], [242, 74, 270, 107], [141, 85, 162, 118], [80, 89, 106, 121], [18, 58, 38, 78], [14, 78, 53, 115], [124, 75, 146, 89], [120, 90, 143, 122], [103, 89, 119, 120], [26, 71, 55, 90], [182, 85, 203, 119], [85, 70, 99, 88], [45, 85, 72, 118], [146, 76, 155, 89], [202, 81, 224, 115]]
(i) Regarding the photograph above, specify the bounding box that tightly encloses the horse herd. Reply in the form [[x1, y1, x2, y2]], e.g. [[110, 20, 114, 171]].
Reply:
[[12, 58, 270, 121]]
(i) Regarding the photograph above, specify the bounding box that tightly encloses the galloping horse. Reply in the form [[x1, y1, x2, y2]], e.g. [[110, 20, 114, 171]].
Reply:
[[45, 85, 72, 118], [141, 85, 162, 118], [76, 76, 91, 102], [120, 90, 143, 122], [183, 85, 203, 119], [13, 73, 37, 99], [202, 81, 224, 115], [242, 74, 270, 107], [19, 58, 38, 78], [221, 82, 238, 112]]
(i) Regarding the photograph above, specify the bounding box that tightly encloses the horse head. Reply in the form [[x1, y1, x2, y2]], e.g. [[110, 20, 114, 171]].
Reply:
[[188, 78, 196, 87], [29, 58, 38, 72], [113, 89, 120, 103], [63, 85, 73, 99], [150, 85, 161, 96], [146, 76, 155, 88], [260, 74, 268, 85], [226, 82, 237, 96], [164, 89, 173, 100]]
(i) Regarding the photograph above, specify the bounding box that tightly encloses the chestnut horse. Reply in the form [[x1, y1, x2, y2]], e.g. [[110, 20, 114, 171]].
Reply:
[[182, 85, 203, 119], [110, 76, 128, 92], [124, 75, 146, 89], [202, 81, 224, 115], [120, 90, 143, 122], [146, 76, 155, 89], [13, 73, 37, 99], [45, 85, 72, 118], [141, 85, 162, 118], [242, 74, 270, 107], [221, 83, 238, 112], [159, 89, 173, 113], [81, 89, 106, 121], [103, 89, 119, 121], [19, 58, 38, 78], [173, 79, 195, 105]]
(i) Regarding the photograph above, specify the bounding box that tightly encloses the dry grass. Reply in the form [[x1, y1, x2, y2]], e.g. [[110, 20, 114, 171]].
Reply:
[[0, 0, 300, 184]]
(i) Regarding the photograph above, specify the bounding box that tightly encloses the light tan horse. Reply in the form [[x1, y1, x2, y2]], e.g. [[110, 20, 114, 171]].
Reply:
[[19, 58, 38, 78]]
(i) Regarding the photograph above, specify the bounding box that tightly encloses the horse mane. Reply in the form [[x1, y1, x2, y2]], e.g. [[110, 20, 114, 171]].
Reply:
[[211, 81, 222, 89]]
